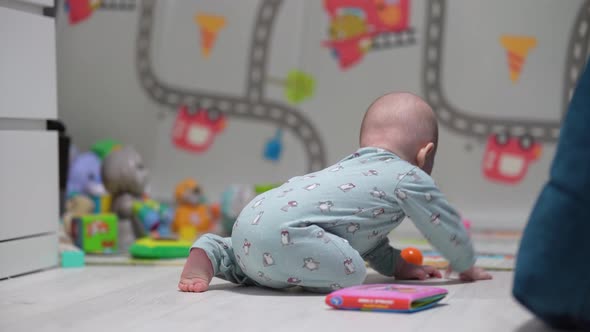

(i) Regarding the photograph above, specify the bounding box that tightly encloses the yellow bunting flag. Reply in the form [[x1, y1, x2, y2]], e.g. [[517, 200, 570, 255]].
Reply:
[[500, 35, 537, 83], [194, 13, 226, 58]]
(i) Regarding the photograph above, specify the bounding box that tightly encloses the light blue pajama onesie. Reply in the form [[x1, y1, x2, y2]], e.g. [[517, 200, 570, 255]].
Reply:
[[193, 147, 475, 292]]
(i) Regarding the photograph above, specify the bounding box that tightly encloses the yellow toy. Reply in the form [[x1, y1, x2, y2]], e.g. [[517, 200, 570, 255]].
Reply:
[[172, 179, 220, 241], [63, 194, 95, 238]]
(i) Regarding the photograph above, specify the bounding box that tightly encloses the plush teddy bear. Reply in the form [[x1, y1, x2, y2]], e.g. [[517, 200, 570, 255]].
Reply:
[[172, 178, 220, 241], [102, 146, 172, 245], [101, 146, 150, 239]]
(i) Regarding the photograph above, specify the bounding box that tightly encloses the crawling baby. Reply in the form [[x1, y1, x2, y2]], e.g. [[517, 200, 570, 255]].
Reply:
[[179, 92, 492, 293]]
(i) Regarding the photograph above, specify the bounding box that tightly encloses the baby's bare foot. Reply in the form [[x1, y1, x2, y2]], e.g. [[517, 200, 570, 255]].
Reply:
[[178, 248, 214, 292]]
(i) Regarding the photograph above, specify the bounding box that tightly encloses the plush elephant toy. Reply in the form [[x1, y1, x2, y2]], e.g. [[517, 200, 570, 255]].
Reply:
[[66, 151, 106, 198]]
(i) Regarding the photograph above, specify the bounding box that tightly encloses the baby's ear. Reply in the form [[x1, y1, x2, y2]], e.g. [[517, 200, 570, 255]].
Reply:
[[417, 142, 435, 174], [416, 143, 433, 164]]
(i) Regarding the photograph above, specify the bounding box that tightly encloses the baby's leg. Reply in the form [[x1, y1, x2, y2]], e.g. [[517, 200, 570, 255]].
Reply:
[[240, 225, 367, 293], [299, 229, 367, 293], [179, 234, 254, 292]]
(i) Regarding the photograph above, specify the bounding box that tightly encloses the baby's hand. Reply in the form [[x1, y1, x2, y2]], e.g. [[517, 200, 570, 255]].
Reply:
[[394, 257, 442, 280], [446, 266, 493, 282]]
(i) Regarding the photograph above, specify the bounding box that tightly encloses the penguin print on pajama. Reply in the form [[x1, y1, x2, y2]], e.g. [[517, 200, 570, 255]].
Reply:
[[251, 197, 264, 209], [302, 257, 320, 271], [281, 201, 298, 212], [330, 164, 344, 172], [251, 211, 264, 225], [363, 169, 379, 176], [370, 187, 386, 199], [372, 208, 385, 218], [430, 213, 441, 225], [262, 253, 275, 267], [304, 183, 320, 191], [243, 239, 251, 255], [317, 230, 330, 243], [395, 189, 408, 200], [405, 170, 422, 182], [450, 234, 462, 247], [318, 201, 333, 213], [354, 207, 369, 215], [379, 156, 394, 162], [339, 183, 356, 192], [368, 230, 380, 239], [343, 258, 356, 275], [346, 222, 360, 234], [331, 283, 343, 290], [280, 230, 292, 246]]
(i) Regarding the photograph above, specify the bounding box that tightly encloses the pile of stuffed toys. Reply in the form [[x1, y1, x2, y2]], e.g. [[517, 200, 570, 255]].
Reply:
[[63, 139, 233, 255]]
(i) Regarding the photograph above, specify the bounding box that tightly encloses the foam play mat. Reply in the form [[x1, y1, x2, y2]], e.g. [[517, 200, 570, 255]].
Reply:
[[84, 231, 519, 270], [393, 230, 521, 271], [85, 251, 515, 270], [85, 255, 186, 266], [422, 251, 515, 271]]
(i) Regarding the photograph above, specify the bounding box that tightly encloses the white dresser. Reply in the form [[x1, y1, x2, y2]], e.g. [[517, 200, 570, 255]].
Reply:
[[0, 0, 59, 279]]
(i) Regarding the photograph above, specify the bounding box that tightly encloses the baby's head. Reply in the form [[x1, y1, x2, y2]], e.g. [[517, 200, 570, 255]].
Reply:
[[360, 92, 438, 174]]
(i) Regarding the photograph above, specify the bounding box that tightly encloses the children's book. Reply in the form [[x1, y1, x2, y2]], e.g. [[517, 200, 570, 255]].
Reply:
[[325, 284, 448, 313]]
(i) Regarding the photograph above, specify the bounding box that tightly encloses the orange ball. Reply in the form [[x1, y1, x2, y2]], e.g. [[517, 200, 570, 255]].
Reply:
[[401, 247, 423, 265]]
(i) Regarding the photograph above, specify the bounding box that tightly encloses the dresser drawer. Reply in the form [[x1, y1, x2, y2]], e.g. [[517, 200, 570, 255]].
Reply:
[[0, 130, 59, 241], [0, 233, 58, 279], [0, 0, 54, 8], [12, 0, 55, 7], [0, 6, 56, 120]]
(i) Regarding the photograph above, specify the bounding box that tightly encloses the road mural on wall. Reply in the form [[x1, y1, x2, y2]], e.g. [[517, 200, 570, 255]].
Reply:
[[130, 0, 589, 181], [136, 0, 328, 172], [421, 0, 590, 184]]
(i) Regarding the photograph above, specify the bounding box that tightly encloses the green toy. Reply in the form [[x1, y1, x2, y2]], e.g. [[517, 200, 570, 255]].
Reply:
[[91, 139, 122, 160], [254, 183, 280, 194], [129, 237, 192, 259], [61, 250, 85, 268], [71, 213, 118, 254], [132, 199, 173, 237], [266, 69, 316, 105], [59, 242, 86, 268], [284, 69, 316, 105]]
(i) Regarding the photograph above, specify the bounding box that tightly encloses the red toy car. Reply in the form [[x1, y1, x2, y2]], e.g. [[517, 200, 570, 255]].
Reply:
[[322, 0, 410, 69], [483, 133, 542, 184], [172, 105, 226, 154]]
